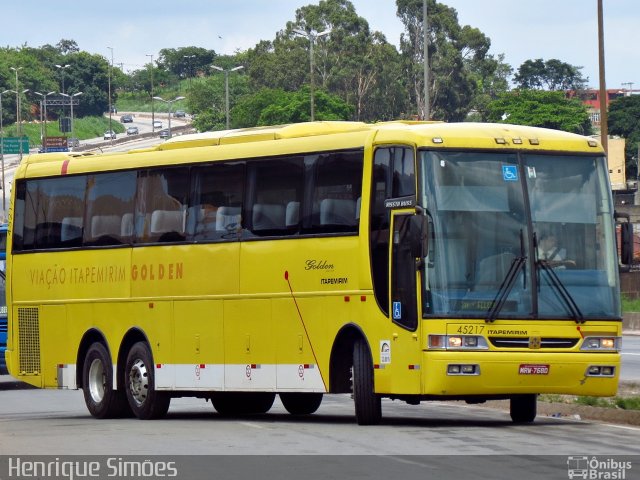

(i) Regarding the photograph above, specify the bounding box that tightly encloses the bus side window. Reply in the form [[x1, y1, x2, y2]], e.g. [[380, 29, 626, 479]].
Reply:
[[134, 168, 189, 244], [188, 163, 245, 242], [85, 171, 136, 246], [23, 176, 87, 250], [308, 151, 363, 233], [247, 157, 303, 236]]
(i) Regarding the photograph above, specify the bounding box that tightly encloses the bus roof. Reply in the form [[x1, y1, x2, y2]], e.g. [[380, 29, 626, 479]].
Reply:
[[17, 121, 604, 176]]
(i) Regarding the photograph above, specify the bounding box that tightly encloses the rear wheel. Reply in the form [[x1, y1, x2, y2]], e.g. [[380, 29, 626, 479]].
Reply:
[[510, 394, 537, 423], [280, 393, 323, 415], [124, 342, 171, 419], [212, 392, 276, 415], [82, 343, 130, 419], [352, 338, 381, 425]]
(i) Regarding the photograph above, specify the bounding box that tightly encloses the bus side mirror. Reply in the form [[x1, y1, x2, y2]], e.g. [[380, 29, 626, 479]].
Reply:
[[621, 222, 634, 267], [409, 213, 429, 259]]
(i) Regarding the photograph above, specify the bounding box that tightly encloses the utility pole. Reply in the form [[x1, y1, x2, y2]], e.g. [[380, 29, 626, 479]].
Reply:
[[597, 0, 608, 154], [423, 0, 430, 120], [294, 29, 331, 121], [107, 46, 114, 143], [147, 54, 155, 131]]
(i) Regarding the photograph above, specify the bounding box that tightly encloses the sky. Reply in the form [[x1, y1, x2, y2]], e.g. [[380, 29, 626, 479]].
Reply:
[[1, 0, 638, 90]]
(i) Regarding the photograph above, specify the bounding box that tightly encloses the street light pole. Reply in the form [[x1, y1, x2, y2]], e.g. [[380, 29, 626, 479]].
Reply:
[[293, 28, 331, 121], [0, 89, 16, 217], [55, 64, 70, 119], [153, 96, 185, 138], [147, 54, 155, 131], [211, 65, 244, 129], [107, 46, 114, 144], [183, 54, 196, 90], [10, 66, 28, 159], [61, 92, 83, 150], [55, 64, 70, 94], [34, 91, 55, 150]]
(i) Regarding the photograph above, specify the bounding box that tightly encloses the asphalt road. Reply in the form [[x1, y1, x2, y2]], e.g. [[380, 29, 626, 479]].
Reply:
[[622, 334, 640, 381], [0, 374, 638, 480]]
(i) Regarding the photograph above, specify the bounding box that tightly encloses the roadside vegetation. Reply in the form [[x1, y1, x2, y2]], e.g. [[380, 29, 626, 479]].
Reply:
[[539, 383, 640, 412], [535, 297, 640, 412], [6, 116, 125, 148], [622, 294, 640, 312]]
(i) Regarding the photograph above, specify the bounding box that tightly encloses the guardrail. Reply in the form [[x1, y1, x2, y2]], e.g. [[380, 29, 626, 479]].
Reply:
[[73, 124, 196, 152]]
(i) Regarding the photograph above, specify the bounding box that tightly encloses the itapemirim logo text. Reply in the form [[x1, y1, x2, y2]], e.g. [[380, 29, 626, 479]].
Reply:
[[567, 456, 632, 479]]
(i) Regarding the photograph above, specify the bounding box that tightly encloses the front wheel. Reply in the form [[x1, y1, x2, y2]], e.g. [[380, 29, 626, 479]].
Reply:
[[510, 394, 537, 423], [82, 343, 130, 419], [124, 342, 171, 419], [280, 393, 323, 415], [352, 339, 381, 425]]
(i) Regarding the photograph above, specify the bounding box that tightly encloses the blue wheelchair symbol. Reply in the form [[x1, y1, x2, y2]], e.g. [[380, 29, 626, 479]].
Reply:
[[502, 165, 518, 182], [393, 302, 402, 320]]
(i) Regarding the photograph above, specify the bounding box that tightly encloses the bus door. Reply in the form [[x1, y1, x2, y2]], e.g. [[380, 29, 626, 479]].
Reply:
[[385, 210, 424, 394]]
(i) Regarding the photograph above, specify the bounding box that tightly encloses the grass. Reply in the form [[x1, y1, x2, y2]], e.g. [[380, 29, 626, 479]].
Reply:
[[4, 116, 125, 148], [622, 294, 640, 312], [539, 383, 640, 411], [116, 84, 189, 114]]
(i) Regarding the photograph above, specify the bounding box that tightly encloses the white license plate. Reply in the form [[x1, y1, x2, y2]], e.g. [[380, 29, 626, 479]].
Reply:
[[518, 364, 550, 375]]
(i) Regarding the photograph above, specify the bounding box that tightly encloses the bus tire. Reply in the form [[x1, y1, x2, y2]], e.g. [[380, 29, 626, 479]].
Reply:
[[212, 392, 275, 415], [82, 343, 130, 419], [510, 394, 537, 423], [279, 393, 323, 415], [124, 342, 170, 420], [353, 338, 381, 425]]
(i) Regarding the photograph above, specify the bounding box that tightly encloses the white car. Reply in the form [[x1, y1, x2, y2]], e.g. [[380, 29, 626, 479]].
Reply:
[[152, 120, 163, 129], [103, 130, 116, 140]]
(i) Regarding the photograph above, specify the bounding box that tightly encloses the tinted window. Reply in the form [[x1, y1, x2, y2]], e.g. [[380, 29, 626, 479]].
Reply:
[[187, 163, 244, 241], [370, 147, 415, 314], [309, 151, 363, 233], [85, 171, 136, 246], [248, 157, 304, 236], [135, 168, 190, 243], [18, 176, 87, 250]]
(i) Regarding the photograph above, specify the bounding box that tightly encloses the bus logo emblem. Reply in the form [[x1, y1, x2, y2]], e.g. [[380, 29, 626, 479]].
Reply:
[[529, 336, 542, 349]]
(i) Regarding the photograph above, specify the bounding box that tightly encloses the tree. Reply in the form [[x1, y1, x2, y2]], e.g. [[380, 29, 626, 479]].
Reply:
[[230, 87, 353, 129], [486, 90, 592, 135], [396, 0, 503, 121], [56, 39, 80, 55], [157, 47, 217, 81], [609, 95, 640, 178], [514, 58, 588, 91], [187, 70, 250, 131], [246, 0, 406, 122]]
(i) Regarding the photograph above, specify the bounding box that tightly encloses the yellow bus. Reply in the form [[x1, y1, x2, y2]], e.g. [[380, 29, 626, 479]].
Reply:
[[5, 121, 628, 424]]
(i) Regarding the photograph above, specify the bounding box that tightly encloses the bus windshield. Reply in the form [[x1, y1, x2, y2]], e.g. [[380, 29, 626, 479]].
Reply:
[[419, 151, 620, 320]]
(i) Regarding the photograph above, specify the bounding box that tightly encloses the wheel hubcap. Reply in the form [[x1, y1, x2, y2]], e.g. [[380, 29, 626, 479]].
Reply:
[[128, 358, 149, 407], [88, 358, 106, 403]]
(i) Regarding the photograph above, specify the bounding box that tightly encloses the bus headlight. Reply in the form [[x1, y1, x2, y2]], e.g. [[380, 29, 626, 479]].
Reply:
[[580, 336, 620, 352], [428, 335, 489, 350]]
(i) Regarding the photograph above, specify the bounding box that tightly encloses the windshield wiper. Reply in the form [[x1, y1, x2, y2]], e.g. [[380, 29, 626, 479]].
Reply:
[[485, 256, 526, 323], [537, 260, 584, 323]]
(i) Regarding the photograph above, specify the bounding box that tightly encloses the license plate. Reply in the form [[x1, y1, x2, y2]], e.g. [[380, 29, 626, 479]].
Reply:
[[519, 364, 549, 375]]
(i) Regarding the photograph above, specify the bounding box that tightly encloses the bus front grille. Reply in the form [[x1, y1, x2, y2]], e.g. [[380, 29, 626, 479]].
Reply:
[[17, 307, 41, 374], [488, 337, 579, 349]]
